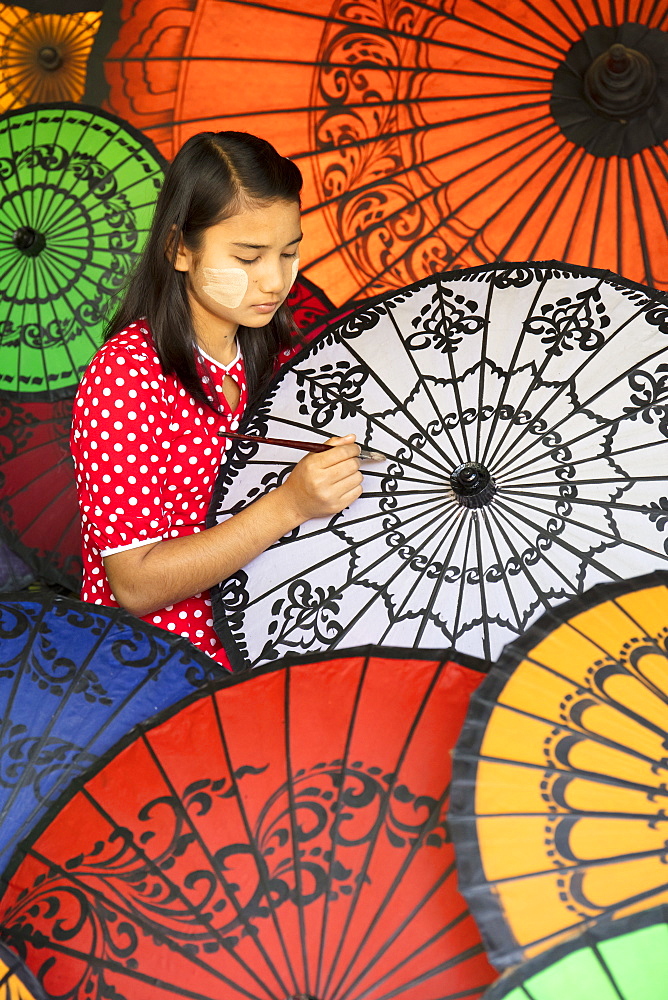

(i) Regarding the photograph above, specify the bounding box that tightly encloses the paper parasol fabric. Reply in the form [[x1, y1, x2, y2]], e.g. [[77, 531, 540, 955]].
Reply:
[[207, 260, 668, 671], [287, 272, 335, 335], [0, 541, 34, 595], [0, 102, 165, 399], [0, 395, 81, 592], [0, 646, 497, 1000], [0, 591, 224, 876], [481, 905, 668, 1000], [100, 0, 668, 302], [0, 939, 47, 1000], [0, 5, 102, 112], [449, 571, 668, 969]]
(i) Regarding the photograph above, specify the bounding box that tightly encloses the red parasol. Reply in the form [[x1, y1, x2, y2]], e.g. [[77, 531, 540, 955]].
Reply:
[[286, 271, 334, 337], [99, 0, 668, 303], [0, 394, 81, 592], [0, 646, 496, 1000]]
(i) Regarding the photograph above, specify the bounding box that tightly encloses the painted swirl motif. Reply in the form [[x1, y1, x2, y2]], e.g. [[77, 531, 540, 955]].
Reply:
[[539, 625, 668, 919], [0, 402, 36, 460], [311, 1, 668, 293], [0, 106, 164, 397], [0, 145, 137, 346], [1, 601, 128, 702], [1, 761, 448, 996], [449, 577, 668, 969], [0, 719, 95, 801], [208, 263, 668, 668], [311, 0, 478, 298]]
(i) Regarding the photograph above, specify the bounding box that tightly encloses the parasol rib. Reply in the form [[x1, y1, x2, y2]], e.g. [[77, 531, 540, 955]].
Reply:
[[16, 842, 262, 1000], [302, 118, 560, 297], [242, 493, 461, 610], [321, 661, 446, 997], [481, 500, 576, 614], [78, 784, 279, 999], [141, 726, 294, 998], [217, 0, 564, 68], [210, 694, 303, 997], [387, 299, 469, 467], [312, 655, 370, 998], [410, 515, 476, 648], [493, 367, 668, 483], [476, 270, 550, 469], [373, 506, 474, 648], [485, 286, 668, 476], [244, 500, 468, 658], [492, 492, 665, 577], [283, 368, 457, 477], [474, 507, 526, 631]]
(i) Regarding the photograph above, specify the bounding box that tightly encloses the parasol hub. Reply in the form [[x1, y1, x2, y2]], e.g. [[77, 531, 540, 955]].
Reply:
[[450, 462, 496, 509], [12, 226, 46, 257], [38, 46, 63, 71], [584, 43, 657, 119]]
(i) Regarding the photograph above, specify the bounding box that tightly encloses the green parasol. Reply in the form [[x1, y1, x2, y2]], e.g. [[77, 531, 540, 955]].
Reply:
[[482, 905, 668, 1000], [0, 101, 165, 399]]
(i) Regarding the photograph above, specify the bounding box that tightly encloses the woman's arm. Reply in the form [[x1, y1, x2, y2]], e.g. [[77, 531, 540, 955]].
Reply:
[[103, 435, 362, 617]]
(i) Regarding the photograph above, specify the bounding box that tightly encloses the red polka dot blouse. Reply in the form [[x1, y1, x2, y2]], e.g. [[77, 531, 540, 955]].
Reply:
[[70, 322, 247, 669]]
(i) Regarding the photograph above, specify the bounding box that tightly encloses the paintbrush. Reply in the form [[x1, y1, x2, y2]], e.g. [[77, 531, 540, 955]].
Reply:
[[221, 430, 385, 462]]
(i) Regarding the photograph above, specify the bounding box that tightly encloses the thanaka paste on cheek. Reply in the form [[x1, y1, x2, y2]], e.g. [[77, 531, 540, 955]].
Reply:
[[201, 267, 248, 308]]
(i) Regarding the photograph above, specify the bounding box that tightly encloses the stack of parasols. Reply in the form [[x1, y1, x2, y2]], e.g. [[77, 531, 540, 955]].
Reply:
[[1, 1, 668, 995], [0, 253, 668, 999]]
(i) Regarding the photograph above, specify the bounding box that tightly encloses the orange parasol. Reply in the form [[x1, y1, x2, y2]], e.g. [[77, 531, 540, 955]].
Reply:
[[100, 0, 668, 303], [0, 3, 102, 111], [450, 571, 668, 969]]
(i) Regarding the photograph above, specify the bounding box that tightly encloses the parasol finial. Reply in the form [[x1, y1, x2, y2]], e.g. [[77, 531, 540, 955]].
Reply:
[[584, 42, 657, 119], [12, 226, 46, 257], [449, 462, 496, 509], [38, 45, 63, 71]]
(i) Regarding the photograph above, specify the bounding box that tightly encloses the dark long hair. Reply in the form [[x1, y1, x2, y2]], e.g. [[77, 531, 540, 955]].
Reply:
[[105, 131, 303, 407]]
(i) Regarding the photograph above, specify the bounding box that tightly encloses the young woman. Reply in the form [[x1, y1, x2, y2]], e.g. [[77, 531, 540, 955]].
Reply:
[[70, 131, 363, 668]]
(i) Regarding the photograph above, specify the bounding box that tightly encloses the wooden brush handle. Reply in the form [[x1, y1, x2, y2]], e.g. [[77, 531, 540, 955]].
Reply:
[[222, 431, 384, 461]]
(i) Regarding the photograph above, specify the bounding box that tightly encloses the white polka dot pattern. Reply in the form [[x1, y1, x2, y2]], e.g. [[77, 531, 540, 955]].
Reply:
[[70, 324, 248, 667]]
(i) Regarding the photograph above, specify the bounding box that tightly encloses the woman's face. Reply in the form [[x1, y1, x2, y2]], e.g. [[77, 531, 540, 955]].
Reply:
[[176, 198, 302, 342]]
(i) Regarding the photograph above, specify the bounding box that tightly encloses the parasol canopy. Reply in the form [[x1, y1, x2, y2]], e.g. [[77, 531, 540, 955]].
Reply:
[[0, 540, 34, 595], [0, 646, 496, 1000], [0, 394, 81, 592], [449, 571, 668, 968], [0, 939, 47, 1000], [0, 101, 165, 399], [100, 0, 668, 302], [0, 4, 102, 112], [286, 271, 334, 337], [0, 590, 224, 876], [207, 260, 668, 671], [480, 904, 668, 1000]]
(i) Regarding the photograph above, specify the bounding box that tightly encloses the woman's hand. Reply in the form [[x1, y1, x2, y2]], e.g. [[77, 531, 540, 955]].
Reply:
[[279, 433, 364, 522], [104, 434, 363, 618]]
